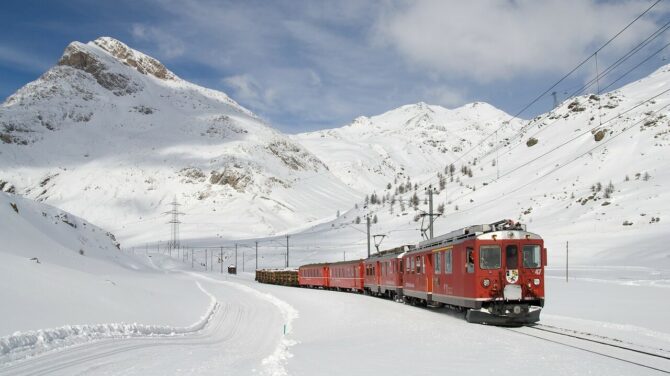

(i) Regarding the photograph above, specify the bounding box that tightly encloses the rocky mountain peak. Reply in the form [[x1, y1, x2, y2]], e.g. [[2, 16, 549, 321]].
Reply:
[[57, 37, 177, 85], [92, 37, 177, 81]]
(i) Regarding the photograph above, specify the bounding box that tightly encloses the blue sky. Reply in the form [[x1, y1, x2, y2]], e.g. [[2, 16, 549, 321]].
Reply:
[[1, 0, 669, 133]]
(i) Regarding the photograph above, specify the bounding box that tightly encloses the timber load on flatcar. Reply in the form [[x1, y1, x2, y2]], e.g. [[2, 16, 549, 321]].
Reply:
[[255, 269, 299, 286]]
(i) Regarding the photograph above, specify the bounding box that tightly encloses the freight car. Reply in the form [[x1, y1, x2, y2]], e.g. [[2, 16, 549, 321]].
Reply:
[[255, 269, 299, 286]]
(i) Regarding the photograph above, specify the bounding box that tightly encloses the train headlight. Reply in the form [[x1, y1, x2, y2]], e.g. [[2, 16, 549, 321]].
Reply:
[[482, 278, 491, 288], [533, 278, 541, 286], [527, 282, 532, 289]]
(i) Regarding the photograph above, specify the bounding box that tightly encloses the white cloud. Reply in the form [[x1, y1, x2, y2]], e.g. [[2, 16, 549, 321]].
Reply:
[[374, 0, 661, 82], [0, 44, 50, 72], [131, 24, 185, 59], [422, 86, 467, 107]]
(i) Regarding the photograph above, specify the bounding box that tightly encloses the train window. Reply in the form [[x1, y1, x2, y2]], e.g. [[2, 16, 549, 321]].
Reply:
[[416, 256, 421, 274], [410, 257, 414, 273], [506, 245, 519, 269], [523, 245, 542, 268], [445, 250, 452, 274], [466, 247, 474, 273], [434, 252, 441, 273], [480, 245, 501, 270]]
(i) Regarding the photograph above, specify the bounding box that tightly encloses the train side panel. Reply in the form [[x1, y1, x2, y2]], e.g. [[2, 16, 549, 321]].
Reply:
[[329, 260, 364, 292]]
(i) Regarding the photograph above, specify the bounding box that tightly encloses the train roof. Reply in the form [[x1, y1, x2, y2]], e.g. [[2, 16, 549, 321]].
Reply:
[[300, 259, 364, 269], [411, 219, 542, 252], [366, 244, 414, 261]]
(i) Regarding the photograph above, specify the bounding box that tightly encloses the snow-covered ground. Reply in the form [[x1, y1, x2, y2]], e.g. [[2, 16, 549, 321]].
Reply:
[[2, 254, 668, 375], [1, 188, 668, 373]]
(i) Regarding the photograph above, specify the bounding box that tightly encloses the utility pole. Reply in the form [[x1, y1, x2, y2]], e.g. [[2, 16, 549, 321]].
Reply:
[[235, 243, 238, 268], [191, 249, 194, 268], [286, 235, 290, 268], [424, 185, 438, 239], [566, 241, 569, 283], [164, 196, 183, 257], [552, 91, 559, 109], [366, 215, 371, 258], [220, 247, 223, 274], [255, 241, 258, 270], [428, 186, 434, 239]]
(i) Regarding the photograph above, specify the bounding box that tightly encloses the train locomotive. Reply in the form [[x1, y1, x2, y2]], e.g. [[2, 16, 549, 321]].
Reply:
[[258, 219, 547, 326]]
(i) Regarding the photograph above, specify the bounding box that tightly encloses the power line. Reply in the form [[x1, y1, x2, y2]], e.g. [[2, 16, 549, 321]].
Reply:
[[440, 101, 670, 216], [408, 0, 663, 194], [164, 196, 184, 256]]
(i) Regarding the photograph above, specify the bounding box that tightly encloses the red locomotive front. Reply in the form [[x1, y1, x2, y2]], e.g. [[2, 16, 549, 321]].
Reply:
[[403, 219, 546, 325]]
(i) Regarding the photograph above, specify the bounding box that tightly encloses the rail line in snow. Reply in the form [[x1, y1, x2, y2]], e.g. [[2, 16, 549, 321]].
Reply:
[[503, 324, 670, 374]]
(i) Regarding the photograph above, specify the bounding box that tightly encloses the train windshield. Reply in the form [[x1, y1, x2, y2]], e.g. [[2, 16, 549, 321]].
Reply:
[[522, 245, 542, 268], [506, 245, 518, 269], [479, 245, 501, 270]]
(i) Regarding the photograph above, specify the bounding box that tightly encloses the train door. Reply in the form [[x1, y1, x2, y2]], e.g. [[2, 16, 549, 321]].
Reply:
[[456, 245, 475, 298], [432, 250, 441, 296], [425, 253, 433, 294]]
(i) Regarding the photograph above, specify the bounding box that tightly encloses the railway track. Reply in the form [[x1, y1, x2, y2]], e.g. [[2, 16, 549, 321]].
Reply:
[[504, 323, 670, 374]]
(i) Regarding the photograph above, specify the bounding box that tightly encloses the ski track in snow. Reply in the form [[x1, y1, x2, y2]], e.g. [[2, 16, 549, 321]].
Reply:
[[0, 281, 218, 365], [186, 272, 299, 376]]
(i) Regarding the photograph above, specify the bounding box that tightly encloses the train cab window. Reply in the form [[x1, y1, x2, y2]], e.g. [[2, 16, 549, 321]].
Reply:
[[445, 250, 452, 274], [523, 245, 542, 268], [480, 245, 502, 270], [506, 245, 519, 269], [466, 247, 474, 273], [434, 252, 441, 273]]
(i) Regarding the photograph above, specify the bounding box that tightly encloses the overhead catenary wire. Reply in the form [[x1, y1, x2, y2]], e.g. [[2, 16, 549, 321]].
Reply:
[[445, 0, 662, 170], [383, 0, 666, 200], [438, 101, 670, 217]]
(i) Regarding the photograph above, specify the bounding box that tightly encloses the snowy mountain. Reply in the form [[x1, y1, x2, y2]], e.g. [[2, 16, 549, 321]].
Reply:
[[290, 64, 670, 269], [294, 101, 523, 193], [2, 36, 669, 270], [0, 37, 359, 244]]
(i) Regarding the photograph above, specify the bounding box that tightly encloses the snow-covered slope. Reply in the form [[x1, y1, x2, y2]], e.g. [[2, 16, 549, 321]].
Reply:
[[0, 191, 211, 337], [294, 101, 522, 193], [0, 37, 359, 244]]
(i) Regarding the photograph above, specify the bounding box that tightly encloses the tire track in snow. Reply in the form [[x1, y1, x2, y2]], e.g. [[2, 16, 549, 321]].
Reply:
[[187, 273, 299, 376]]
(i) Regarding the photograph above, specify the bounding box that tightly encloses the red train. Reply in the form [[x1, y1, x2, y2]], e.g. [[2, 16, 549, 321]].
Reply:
[[295, 219, 546, 325]]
